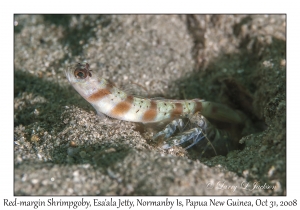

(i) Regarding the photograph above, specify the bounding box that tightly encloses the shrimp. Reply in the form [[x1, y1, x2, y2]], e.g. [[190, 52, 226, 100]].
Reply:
[[65, 63, 244, 155], [154, 112, 236, 157]]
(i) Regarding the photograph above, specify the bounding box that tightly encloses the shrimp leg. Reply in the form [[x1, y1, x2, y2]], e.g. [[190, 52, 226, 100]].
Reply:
[[153, 118, 184, 140], [161, 127, 205, 149]]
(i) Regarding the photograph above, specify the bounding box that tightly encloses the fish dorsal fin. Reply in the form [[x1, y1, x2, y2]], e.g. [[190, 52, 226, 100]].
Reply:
[[150, 97, 166, 100]]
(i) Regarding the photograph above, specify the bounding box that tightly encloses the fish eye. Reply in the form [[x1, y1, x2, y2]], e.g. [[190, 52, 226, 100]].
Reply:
[[74, 69, 87, 79], [73, 63, 92, 79]]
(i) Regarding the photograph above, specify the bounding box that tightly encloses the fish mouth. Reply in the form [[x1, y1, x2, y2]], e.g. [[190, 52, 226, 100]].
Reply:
[[65, 64, 76, 83], [64, 65, 71, 80]]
